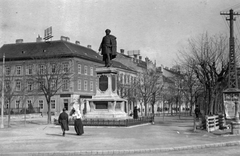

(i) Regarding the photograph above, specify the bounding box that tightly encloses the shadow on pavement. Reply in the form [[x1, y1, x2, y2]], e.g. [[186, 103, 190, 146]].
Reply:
[[46, 133, 63, 137]]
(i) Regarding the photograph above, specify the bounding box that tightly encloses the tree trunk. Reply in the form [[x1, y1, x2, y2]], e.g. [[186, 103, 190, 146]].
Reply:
[[144, 101, 148, 116], [47, 101, 51, 124], [145, 105, 147, 116], [163, 102, 165, 121], [179, 102, 181, 119], [190, 95, 194, 116], [204, 89, 208, 116], [193, 112, 196, 132], [7, 107, 11, 128], [152, 103, 154, 115], [24, 100, 26, 126]]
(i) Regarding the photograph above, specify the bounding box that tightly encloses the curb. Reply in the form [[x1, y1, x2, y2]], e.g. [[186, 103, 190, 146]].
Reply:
[[1, 141, 240, 155]]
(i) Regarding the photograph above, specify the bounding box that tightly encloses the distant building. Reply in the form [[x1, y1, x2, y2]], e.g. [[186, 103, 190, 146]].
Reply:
[[114, 49, 157, 115], [161, 66, 187, 113]]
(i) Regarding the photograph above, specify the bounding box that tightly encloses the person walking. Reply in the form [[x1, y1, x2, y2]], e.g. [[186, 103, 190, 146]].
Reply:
[[71, 108, 84, 136], [58, 108, 69, 136], [133, 106, 138, 119], [194, 105, 200, 119]]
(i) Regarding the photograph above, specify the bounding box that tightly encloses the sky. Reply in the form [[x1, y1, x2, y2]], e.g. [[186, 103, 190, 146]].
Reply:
[[1, 0, 240, 68]]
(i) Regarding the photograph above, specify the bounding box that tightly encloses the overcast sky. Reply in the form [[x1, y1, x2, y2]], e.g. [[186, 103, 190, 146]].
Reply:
[[1, 0, 240, 67]]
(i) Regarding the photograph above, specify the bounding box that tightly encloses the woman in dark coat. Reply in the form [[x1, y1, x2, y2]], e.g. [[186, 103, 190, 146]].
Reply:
[[58, 108, 69, 136], [71, 108, 84, 136]]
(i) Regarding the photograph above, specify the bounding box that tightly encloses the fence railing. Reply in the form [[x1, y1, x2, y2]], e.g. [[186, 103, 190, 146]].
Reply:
[[54, 116, 154, 127], [154, 111, 190, 117]]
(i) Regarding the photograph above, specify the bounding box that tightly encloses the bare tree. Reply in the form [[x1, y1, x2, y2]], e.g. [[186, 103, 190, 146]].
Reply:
[[32, 56, 73, 124], [161, 82, 176, 116], [179, 60, 200, 116], [135, 69, 162, 116], [0, 66, 29, 127], [178, 33, 229, 116]]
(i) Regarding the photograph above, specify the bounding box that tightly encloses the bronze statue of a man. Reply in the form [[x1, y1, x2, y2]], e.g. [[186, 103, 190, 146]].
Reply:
[[99, 29, 117, 67]]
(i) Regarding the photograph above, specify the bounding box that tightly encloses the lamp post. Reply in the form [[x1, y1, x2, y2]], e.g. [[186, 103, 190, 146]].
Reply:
[[1, 54, 5, 128]]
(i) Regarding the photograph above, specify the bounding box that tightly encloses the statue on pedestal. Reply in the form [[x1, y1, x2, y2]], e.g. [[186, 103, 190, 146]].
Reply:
[[99, 29, 117, 67]]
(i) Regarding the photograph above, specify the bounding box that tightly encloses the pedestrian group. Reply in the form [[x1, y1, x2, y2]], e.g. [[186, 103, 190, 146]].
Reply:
[[58, 107, 84, 136]]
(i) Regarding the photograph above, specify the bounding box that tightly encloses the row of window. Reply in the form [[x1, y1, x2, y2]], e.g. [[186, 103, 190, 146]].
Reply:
[[4, 63, 70, 76], [3, 63, 94, 76], [119, 88, 137, 97], [78, 64, 94, 76], [6, 99, 56, 110], [4, 79, 70, 92], [119, 73, 136, 85], [78, 79, 95, 91], [3, 79, 96, 92]]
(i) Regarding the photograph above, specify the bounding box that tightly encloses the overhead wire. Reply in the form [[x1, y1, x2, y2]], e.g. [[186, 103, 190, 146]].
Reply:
[[221, 2, 240, 12], [221, 15, 230, 31]]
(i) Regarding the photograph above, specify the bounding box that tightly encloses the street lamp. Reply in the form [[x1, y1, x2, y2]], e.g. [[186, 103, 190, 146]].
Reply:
[[1, 54, 5, 128]]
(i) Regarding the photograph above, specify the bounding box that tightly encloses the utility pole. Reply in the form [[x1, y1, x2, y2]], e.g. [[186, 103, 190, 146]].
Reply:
[[1, 54, 5, 128], [221, 9, 240, 133], [221, 9, 240, 88]]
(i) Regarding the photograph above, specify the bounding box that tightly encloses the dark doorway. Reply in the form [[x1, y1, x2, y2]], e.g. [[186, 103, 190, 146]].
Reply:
[[64, 99, 69, 111]]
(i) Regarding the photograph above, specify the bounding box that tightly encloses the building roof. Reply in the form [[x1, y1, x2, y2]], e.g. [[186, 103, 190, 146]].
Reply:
[[0, 40, 102, 61], [0, 40, 135, 72], [162, 75, 175, 84], [116, 52, 147, 68], [163, 67, 181, 75]]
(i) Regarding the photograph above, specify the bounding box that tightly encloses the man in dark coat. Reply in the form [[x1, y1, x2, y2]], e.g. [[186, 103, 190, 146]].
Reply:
[[133, 106, 138, 119], [99, 29, 117, 67], [195, 105, 200, 119], [58, 108, 69, 136]]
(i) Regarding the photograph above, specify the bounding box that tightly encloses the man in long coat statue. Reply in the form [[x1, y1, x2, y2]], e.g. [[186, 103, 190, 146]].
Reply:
[[99, 29, 117, 67]]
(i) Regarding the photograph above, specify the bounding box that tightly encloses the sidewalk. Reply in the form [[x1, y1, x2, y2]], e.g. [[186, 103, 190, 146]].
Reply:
[[0, 115, 239, 155]]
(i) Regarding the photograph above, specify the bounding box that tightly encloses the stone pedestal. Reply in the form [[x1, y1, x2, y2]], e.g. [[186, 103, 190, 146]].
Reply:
[[85, 67, 128, 119], [231, 121, 240, 135]]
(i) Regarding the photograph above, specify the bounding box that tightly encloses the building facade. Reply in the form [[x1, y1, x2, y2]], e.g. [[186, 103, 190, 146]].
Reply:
[[114, 49, 157, 115]]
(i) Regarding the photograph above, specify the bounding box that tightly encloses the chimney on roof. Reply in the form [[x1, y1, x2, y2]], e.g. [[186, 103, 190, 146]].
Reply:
[[120, 49, 124, 54], [75, 41, 80, 45], [36, 35, 42, 42], [139, 56, 142, 60], [16, 39, 23, 44], [60, 36, 70, 42], [87, 45, 92, 49], [145, 57, 149, 62]]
